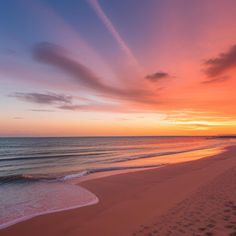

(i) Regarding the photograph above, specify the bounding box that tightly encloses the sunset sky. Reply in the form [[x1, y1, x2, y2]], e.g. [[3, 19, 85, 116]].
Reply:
[[1, 0, 236, 136]]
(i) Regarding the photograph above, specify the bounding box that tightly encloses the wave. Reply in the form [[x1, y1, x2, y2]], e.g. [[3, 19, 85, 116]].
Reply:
[[60, 164, 164, 181], [0, 164, 164, 185], [107, 142, 229, 164], [1, 139, 232, 185], [61, 170, 89, 180], [0, 152, 108, 162], [0, 174, 56, 185]]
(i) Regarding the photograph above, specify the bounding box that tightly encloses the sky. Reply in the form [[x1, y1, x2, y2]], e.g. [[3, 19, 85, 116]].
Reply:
[[0, 0, 236, 136]]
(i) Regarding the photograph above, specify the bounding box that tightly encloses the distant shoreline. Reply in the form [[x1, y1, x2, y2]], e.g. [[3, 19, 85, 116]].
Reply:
[[1, 135, 236, 138]]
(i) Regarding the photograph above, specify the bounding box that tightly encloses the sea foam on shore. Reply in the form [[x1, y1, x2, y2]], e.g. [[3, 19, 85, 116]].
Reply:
[[0, 181, 98, 229]]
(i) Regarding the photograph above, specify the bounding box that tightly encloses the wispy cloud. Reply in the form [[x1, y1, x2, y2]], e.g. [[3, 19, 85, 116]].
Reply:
[[145, 71, 171, 82], [32, 42, 157, 106], [11, 91, 131, 113], [29, 109, 55, 112], [162, 110, 236, 129], [202, 76, 230, 84], [10, 90, 158, 113], [58, 103, 122, 112], [203, 44, 236, 82], [32, 42, 106, 91], [11, 92, 72, 105]]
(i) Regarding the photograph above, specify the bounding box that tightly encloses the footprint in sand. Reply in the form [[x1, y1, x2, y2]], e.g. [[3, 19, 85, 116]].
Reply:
[[132, 167, 236, 236]]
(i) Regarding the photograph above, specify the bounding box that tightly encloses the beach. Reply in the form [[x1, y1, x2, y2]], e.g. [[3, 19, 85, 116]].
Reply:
[[1, 145, 236, 236], [2, 0, 236, 234]]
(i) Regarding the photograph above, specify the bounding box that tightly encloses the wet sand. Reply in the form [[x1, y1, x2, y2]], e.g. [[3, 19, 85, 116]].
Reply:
[[1, 145, 236, 236]]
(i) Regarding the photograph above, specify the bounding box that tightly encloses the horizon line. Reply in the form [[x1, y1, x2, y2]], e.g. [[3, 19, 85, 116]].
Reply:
[[1, 135, 236, 138]]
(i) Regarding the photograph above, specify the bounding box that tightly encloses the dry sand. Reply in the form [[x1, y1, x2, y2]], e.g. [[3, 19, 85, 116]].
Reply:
[[133, 162, 236, 236], [1, 145, 236, 236]]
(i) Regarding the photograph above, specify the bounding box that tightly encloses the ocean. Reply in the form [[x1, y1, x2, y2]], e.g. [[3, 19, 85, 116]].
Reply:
[[0, 136, 235, 229]]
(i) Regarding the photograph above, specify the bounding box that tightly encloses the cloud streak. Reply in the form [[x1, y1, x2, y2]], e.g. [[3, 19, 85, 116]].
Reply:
[[11, 92, 72, 105], [58, 103, 122, 112], [32, 42, 157, 105], [145, 71, 171, 82], [202, 76, 230, 84], [87, 0, 140, 69], [29, 109, 55, 112], [33, 42, 107, 92], [204, 44, 236, 81]]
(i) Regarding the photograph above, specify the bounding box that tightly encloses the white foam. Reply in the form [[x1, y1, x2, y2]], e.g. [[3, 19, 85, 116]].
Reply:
[[62, 170, 89, 180], [0, 182, 98, 229]]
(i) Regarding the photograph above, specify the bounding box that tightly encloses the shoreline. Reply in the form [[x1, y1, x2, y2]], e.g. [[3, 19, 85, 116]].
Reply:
[[0, 197, 99, 231], [71, 145, 226, 184], [1, 145, 236, 236]]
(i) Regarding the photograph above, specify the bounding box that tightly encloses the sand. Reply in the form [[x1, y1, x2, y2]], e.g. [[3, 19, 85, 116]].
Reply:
[[1, 145, 236, 236], [134, 164, 236, 236]]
